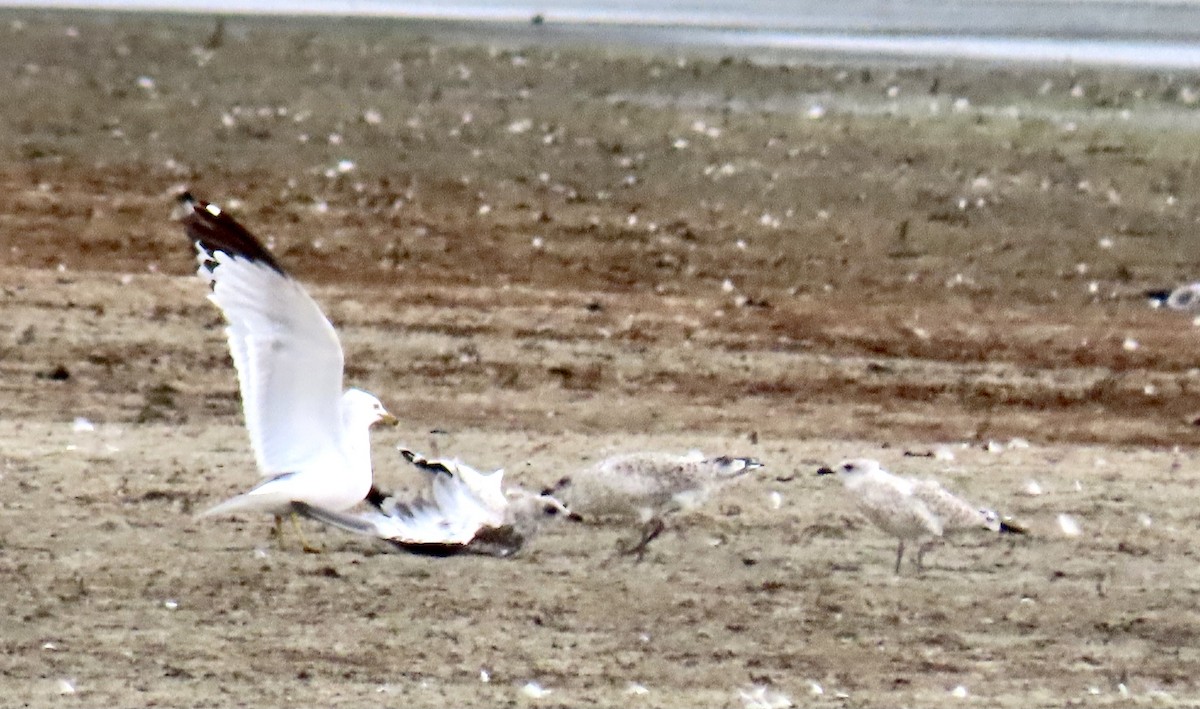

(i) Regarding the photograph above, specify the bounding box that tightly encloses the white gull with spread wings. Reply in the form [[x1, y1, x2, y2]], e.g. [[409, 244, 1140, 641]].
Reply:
[[295, 446, 575, 557], [177, 193, 398, 540]]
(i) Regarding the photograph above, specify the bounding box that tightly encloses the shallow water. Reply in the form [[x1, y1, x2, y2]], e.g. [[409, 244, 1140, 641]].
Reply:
[[6, 0, 1200, 67]]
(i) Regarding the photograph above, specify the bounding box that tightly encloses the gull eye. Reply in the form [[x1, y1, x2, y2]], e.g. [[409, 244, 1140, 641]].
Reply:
[[543, 504, 560, 516]]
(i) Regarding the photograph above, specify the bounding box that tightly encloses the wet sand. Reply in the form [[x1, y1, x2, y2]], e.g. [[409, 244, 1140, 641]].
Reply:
[[3, 9, 1200, 707]]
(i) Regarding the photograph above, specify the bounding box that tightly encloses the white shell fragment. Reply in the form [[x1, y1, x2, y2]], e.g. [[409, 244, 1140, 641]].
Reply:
[[1058, 513, 1082, 537], [738, 684, 793, 709], [521, 681, 552, 699]]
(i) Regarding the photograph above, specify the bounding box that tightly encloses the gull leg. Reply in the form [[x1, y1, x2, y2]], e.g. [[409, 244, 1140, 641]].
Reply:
[[894, 540, 905, 575], [618, 517, 666, 562], [290, 513, 323, 554], [916, 541, 936, 571], [272, 515, 286, 550]]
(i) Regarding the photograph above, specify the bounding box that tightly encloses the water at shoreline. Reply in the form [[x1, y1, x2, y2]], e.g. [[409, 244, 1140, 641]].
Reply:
[[3, 0, 1200, 68]]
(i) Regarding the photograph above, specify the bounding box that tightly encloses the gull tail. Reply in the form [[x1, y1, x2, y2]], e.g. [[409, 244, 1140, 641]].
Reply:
[[198, 473, 299, 517], [200, 492, 269, 518], [291, 502, 379, 536]]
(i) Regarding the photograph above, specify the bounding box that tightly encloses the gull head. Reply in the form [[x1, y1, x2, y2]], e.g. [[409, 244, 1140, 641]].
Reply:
[[711, 455, 764, 478], [341, 388, 399, 428], [1167, 283, 1200, 311], [505, 487, 583, 525], [979, 508, 1003, 532], [816, 458, 881, 479]]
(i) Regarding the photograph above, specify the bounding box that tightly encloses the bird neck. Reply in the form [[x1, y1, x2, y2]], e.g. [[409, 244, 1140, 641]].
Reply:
[[338, 410, 376, 474]]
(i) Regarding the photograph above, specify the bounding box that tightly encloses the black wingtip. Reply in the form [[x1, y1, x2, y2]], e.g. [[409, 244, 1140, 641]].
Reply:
[[364, 485, 389, 510], [999, 520, 1028, 535], [398, 448, 456, 477], [816, 466, 836, 476], [176, 191, 286, 275]]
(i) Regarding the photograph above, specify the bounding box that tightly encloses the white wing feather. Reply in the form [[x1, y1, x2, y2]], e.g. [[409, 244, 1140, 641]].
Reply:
[[297, 456, 509, 546], [201, 247, 345, 474]]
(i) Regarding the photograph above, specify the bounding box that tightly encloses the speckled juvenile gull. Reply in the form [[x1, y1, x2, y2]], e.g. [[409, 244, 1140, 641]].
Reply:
[[178, 192, 398, 548], [817, 458, 1024, 573], [295, 446, 575, 557], [545, 450, 763, 557]]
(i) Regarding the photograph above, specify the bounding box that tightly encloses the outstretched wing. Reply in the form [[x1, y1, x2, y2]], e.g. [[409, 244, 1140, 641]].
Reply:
[[294, 478, 487, 548], [399, 446, 508, 525], [179, 193, 344, 474], [295, 451, 514, 552]]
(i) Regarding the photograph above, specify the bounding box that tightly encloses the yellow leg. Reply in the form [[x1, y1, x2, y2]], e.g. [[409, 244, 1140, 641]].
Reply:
[[272, 514, 286, 549], [290, 512, 323, 554]]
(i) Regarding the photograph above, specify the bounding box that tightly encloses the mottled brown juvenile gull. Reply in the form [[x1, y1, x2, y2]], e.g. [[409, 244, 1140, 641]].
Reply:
[[178, 192, 398, 550], [545, 450, 764, 558], [296, 446, 575, 557], [817, 458, 1024, 573]]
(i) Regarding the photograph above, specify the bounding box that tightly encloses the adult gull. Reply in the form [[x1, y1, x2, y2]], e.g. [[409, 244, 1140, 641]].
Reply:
[[177, 192, 398, 550]]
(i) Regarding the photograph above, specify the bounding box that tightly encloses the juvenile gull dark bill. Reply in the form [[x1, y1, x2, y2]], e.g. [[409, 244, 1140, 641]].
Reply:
[[294, 446, 575, 557], [545, 450, 764, 559], [177, 192, 398, 551], [817, 458, 1025, 574]]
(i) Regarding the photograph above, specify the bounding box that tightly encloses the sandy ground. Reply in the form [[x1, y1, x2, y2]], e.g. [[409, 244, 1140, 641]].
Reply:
[[4, 9, 1200, 708]]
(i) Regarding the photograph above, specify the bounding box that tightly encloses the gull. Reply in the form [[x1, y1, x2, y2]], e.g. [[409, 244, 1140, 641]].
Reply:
[[178, 192, 398, 550], [817, 458, 1024, 573], [295, 446, 576, 557], [544, 450, 764, 558], [1146, 283, 1200, 310]]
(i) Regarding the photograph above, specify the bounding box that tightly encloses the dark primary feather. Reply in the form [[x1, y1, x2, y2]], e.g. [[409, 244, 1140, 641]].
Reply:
[[398, 448, 456, 477], [1144, 288, 1172, 306], [177, 191, 286, 275], [998, 519, 1028, 535], [393, 526, 525, 558]]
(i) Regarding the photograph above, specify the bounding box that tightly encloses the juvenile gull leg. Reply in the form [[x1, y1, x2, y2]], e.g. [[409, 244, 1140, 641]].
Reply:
[[617, 517, 666, 561]]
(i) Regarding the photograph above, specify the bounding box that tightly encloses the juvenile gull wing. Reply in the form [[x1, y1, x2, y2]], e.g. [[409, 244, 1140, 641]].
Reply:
[[179, 193, 344, 474], [855, 474, 944, 539], [910, 478, 992, 531]]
